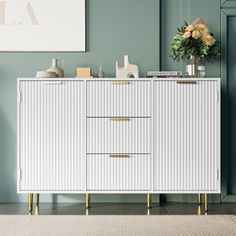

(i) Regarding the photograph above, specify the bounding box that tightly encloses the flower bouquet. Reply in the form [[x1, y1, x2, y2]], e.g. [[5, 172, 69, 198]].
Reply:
[[170, 18, 220, 76]]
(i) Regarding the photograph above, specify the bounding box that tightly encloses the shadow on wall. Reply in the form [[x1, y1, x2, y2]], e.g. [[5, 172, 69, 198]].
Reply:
[[0, 109, 16, 202]]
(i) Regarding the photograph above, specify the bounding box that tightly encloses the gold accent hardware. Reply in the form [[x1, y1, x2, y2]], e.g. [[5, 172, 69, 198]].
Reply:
[[28, 193, 33, 214], [41, 81, 62, 85], [111, 81, 129, 84], [34, 193, 40, 215], [198, 194, 201, 205], [109, 154, 129, 158], [36, 193, 40, 206], [35, 206, 39, 215], [147, 193, 152, 209], [86, 193, 90, 208], [205, 194, 208, 212], [197, 205, 202, 215], [177, 81, 197, 84], [110, 117, 129, 121], [86, 209, 90, 216]]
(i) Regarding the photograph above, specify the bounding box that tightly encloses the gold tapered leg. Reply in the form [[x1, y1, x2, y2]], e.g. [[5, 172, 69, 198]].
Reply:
[[147, 193, 152, 209], [198, 194, 201, 205], [28, 193, 33, 214], [35, 194, 40, 215], [197, 205, 202, 215], [86, 208, 90, 216], [36, 193, 39, 206], [204, 194, 208, 212], [86, 193, 90, 208]]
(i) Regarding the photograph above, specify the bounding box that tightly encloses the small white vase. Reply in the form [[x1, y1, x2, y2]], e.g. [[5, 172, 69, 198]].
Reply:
[[47, 59, 64, 78], [116, 55, 139, 78]]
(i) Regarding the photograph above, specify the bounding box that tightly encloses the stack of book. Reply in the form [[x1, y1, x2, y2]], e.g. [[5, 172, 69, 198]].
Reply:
[[146, 71, 182, 78]]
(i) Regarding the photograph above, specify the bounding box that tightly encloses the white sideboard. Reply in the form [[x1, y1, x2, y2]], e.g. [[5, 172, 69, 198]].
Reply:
[[17, 78, 221, 212]]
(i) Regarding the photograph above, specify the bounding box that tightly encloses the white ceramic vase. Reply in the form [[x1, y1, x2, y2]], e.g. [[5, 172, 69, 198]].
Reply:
[[47, 59, 64, 78], [116, 55, 139, 78]]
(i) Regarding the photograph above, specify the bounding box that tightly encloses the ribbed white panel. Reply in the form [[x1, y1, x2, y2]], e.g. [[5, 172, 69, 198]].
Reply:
[[19, 81, 85, 191], [87, 118, 151, 154], [154, 81, 220, 191], [87, 154, 151, 190], [87, 81, 151, 117]]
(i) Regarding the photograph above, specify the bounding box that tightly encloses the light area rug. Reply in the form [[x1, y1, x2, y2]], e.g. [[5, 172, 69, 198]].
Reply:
[[0, 215, 235, 236]]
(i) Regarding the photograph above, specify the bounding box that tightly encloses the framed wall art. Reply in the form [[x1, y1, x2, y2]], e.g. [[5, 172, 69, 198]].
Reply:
[[0, 0, 85, 51]]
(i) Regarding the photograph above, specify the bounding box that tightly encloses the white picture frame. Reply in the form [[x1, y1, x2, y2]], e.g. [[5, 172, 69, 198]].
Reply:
[[0, 0, 85, 51]]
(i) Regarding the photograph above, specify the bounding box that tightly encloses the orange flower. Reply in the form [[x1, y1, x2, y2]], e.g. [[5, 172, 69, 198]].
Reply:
[[202, 34, 216, 46], [186, 25, 194, 32], [191, 18, 205, 25], [183, 31, 191, 39], [192, 30, 201, 39], [196, 24, 209, 35]]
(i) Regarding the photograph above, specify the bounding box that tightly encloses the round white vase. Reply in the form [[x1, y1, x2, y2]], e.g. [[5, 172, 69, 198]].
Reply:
[[47, 59, 64, 78]]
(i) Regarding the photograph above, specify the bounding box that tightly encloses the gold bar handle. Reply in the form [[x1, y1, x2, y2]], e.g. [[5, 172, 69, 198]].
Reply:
[[41, 81, 63, 85], [110, 117, 129, 121], [109, 154, 129, 158], [177, 81, 197, 84], [111, 81, 129, 84]]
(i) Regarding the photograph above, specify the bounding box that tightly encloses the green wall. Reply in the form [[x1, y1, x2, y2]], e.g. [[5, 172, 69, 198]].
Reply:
[[0, 0, 160, 203], [0, 0, 230, 203], [228, 16, 236, 194], [221, 5, 236, 201], [160, 0, 222, 204], [161, 0, 221, 75]]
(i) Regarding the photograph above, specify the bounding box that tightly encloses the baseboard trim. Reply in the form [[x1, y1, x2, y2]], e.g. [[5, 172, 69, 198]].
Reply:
[[221, 194, 236, 203]]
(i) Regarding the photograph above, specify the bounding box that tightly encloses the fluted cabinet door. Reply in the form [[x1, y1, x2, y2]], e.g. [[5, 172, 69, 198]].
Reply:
[[19, 81, 85, 191], [153, 80, 220, 192]]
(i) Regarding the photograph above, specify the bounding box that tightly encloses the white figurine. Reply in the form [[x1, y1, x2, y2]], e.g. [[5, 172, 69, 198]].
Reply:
[[116, 55, 139, 78]]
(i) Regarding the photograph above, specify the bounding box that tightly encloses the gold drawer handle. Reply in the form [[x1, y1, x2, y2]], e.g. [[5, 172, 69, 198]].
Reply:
[[41, 81, 63, 85], [109, 154, 129, 158], [110, 117, 129, 121], [177, 81, 197, 84], [111, 81, 129, 84]]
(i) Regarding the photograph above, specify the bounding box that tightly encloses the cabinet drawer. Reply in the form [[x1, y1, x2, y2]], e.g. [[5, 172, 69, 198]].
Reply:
[[87, 154, 151, 191], [87, 80, 151, 117], [87, 118, 151, 154]]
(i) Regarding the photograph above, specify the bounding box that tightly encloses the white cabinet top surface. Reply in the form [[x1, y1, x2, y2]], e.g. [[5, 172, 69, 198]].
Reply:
[[17, 78, 221, 81]]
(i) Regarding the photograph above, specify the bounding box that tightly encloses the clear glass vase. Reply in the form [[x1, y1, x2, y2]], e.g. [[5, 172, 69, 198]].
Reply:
[[185, 55, 206, 78], [185, 55, 198, 77]]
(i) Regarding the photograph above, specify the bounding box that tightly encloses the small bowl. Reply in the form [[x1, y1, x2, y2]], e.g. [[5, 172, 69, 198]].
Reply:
[[36, 71, 57, 78]]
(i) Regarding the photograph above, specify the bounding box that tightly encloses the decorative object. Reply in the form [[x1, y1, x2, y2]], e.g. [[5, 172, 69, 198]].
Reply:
[[0, 0, 85, 51], [198, 65, 206, 78], [36, 71, 57, 78], [96, 66, 105, 78], [116, 55, 139, 78], [17, 78, 220, 213], [76, 68, 93, 78], [171, 18, 220, 77], [47, 59, 64, 78], [146, 71, 182, 78]]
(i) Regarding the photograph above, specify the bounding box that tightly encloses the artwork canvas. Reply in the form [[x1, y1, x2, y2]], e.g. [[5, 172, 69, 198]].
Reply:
[[0, 0, 85, 51]]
